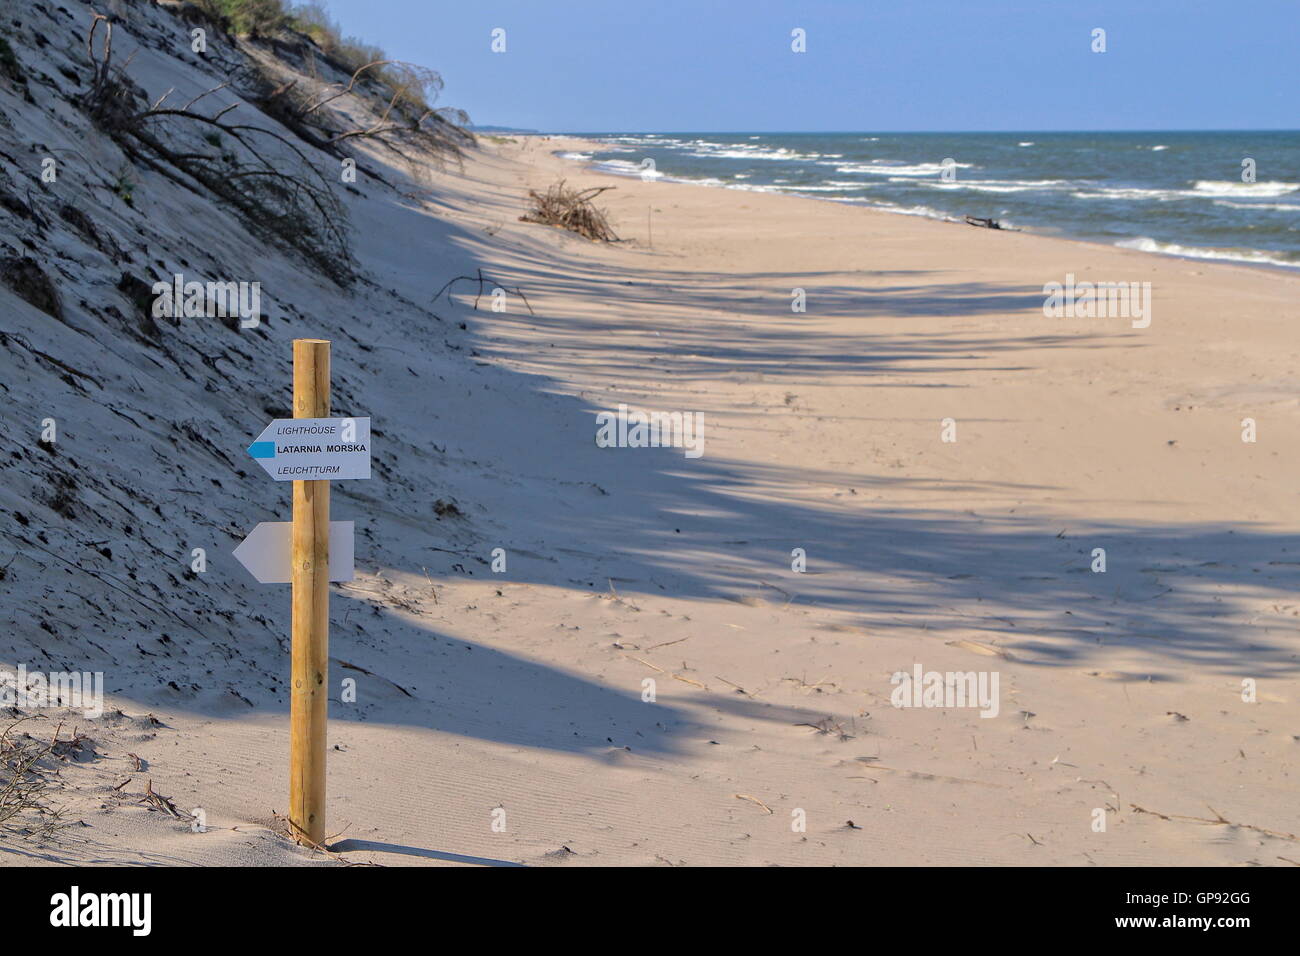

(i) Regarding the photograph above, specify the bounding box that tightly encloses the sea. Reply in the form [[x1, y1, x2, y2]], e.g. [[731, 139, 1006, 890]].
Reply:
[[558, 131, 1300, 269]]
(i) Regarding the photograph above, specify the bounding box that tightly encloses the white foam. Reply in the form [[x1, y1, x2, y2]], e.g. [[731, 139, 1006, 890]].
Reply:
[[1116, 236, 1299, 269], [597, 135, 685, 148], [835, 161, 974, 176], [1212, 199, 1300, 212], [589, 158, 736, 189], [591, 158, 653, 176], [914, 178, 1069, 194], [686, 143, 833, 162], [1074, 180, 1299, 201], [843, 200, 953, 221], [878, 203, 953, 220], [764, 183, 873, 193], [1072, 186, 1188, 201], [689, 148, 802, 161], [1192, 180, 1299, 198]]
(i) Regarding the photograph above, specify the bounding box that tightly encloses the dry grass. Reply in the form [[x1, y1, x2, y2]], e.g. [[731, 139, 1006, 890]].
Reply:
[[0, 256, 62, 321], [1, 718, 67, 841]]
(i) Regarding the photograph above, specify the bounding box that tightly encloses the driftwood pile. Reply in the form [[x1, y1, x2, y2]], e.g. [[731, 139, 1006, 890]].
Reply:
[[520, 180, 619, 241]]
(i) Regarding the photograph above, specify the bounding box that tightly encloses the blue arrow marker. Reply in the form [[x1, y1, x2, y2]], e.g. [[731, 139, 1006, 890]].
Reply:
[[248, 441, 276, 459]]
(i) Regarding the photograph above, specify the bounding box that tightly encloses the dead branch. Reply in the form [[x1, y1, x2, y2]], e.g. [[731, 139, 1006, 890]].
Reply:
[[520, 180, 620, 241], [138, 779, 187, 819], [1130, 803, 1299, 842], [433, 268, 535, 315], [264, 57, 472, 172], [299, 59, 405, 118], [0, 330, 104, 389], [76, 18, 355, 286]]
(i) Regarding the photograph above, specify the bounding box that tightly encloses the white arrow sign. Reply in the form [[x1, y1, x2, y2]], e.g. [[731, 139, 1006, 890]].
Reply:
[[233, 521, 355, 584], [247, 417, 371, 480]]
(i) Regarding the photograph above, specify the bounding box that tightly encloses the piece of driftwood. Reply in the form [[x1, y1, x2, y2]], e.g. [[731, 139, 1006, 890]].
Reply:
[[521, 180, 620, 242]]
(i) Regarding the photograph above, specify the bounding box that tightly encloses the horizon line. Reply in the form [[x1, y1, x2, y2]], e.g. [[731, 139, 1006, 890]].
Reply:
[[496, 127, 1300, 135]]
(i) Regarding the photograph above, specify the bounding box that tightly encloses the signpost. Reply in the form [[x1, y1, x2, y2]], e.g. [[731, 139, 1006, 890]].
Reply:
[[233, 339, 371, 846], [233, 521, 355, 584], [247, 416, 371, 481]]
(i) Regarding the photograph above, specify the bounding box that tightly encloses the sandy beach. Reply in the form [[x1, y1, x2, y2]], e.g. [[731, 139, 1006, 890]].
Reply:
[[2, 2, 1298, 869]]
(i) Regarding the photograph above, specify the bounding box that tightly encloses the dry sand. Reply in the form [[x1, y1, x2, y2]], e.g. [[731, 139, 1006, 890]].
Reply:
[[2, 2, 1297, 867]]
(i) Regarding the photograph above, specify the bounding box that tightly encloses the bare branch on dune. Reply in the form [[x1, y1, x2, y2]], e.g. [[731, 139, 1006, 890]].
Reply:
[[257, 56, 474, 170], [298, 58, 408, 118], [78, 17, 356, 286], [433, 268, 535, 316]]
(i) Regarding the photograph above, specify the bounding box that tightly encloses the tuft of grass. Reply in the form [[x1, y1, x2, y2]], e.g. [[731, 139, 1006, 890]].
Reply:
[[0, 36, 25, 84], [194, 0, 290, 37], [112, 163, 136, 207], [0, 256, 63, 321], [289, 3, 387, 76], [42, 472, 79, 520], [200, 0, 423, 102]]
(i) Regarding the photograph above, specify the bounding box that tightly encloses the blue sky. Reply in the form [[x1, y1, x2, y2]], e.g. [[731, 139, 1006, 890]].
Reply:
[[318, 1, 1298, 132]]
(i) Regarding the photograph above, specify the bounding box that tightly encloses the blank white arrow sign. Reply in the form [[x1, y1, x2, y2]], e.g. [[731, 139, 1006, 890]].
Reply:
[[233, 521, 354, 584]]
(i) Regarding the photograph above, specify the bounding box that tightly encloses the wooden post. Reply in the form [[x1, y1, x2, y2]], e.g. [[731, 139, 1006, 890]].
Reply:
[[289, 338, 330, 845]]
